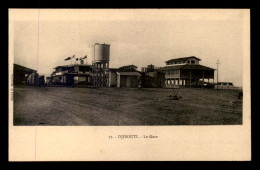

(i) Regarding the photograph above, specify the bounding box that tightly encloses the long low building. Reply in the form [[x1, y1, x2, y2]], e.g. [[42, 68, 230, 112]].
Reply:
[[13, 64, 37, 85], [160, 56, 215, 88]]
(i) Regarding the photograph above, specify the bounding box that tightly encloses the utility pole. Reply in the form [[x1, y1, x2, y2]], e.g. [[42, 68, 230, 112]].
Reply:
[[216, 60, 220, 90]]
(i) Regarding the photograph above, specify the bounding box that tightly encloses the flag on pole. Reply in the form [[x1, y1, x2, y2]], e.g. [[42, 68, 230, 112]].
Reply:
[[80, 58, 84, 64], [65, 57, 71, 61]]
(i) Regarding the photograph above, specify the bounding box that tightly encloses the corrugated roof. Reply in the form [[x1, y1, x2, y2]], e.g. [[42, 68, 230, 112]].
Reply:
[[117, 72, 141, 76], [165, 56, 201, 63], [160, 64, 215, 71]]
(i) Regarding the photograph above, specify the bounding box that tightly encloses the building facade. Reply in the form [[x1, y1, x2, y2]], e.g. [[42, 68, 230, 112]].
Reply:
[[51, 64, 92, 86], [160, 56, 215, 88], [107, 65, 141, 88], [13, 64, 37, 85], [108, 68, 118, 87]]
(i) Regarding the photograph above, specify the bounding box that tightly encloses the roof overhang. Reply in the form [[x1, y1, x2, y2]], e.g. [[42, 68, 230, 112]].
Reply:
[[165, 56, 201, 63], [160, 64, 215, 71], [116, 72, 141, 76]]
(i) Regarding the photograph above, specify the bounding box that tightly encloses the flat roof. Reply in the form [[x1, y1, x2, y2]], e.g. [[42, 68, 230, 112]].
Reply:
[[54, 64, 91, 69], [63, 73, 91, 76], [95, 43, 110, 46]]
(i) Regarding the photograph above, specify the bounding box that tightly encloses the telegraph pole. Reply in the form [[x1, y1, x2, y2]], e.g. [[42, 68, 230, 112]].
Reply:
[[216, 60, 220, 90]]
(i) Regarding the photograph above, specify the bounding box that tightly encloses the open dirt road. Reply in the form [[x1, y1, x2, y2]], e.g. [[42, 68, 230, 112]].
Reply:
[[13, 86, 242, 125]]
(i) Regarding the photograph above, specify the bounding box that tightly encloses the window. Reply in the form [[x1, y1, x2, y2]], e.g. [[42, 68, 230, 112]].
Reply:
[[191, 60, 195, 64]]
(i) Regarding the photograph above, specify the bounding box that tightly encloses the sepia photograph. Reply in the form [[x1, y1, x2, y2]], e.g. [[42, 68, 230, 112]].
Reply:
[[9, 9, 251, 161], [12, 9, 244, 126]]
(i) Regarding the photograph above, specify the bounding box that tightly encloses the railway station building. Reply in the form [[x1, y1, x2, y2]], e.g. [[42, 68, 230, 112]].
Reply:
[[160, 56, 215, 88]]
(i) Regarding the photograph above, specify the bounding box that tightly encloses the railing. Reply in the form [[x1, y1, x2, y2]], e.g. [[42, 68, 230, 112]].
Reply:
[[165, 75, 180, 78], [54, 70, 69, 75]]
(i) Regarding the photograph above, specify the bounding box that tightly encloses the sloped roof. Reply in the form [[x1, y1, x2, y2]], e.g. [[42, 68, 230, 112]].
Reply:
[[53, 66, 68, 69], [117, 72, 141, 76], [109, 68, 119, 72], [160, 65, 184, 70], [160, 64, 215, 71], [165, 56, 201, 63], [119, 65, 138, 69], [14, 64, 37, 73]]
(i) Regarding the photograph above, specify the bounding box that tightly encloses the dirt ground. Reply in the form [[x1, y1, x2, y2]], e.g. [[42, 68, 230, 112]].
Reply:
[[13, 86, 243, 125]]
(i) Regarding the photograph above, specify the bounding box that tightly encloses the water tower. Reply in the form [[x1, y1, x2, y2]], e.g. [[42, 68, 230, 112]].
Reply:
[[92, 43, 110, 87]]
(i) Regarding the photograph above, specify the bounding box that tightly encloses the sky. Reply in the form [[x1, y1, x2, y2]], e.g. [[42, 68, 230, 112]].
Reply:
[[12, 9, 249, 87]]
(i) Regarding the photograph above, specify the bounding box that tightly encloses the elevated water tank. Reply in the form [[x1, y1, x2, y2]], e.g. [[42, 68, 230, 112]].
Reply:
[[94, 43, 110, 62]]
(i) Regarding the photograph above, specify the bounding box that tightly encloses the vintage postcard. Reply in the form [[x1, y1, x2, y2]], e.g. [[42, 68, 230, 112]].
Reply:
[[9, 9, 251, 161]]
